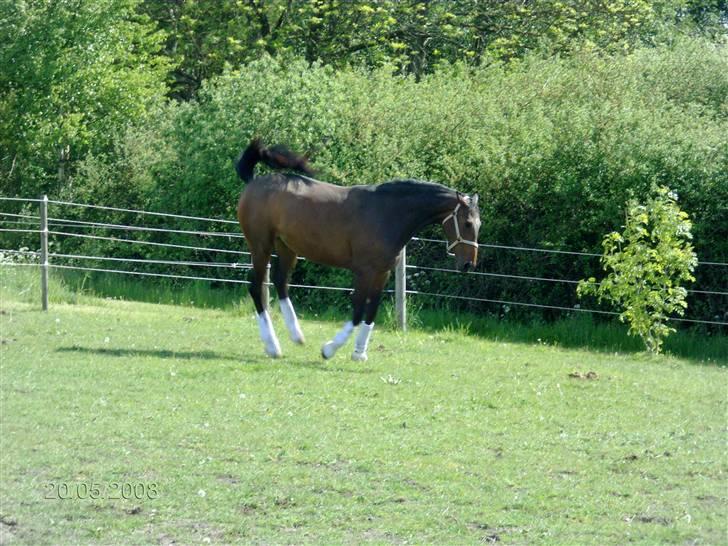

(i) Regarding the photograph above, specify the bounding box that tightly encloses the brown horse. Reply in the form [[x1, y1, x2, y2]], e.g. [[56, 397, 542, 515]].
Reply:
[[236, 140, 481, 360]]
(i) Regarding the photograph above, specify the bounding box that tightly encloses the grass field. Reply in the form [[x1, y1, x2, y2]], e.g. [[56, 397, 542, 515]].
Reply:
[[1, 272, 727, 544]]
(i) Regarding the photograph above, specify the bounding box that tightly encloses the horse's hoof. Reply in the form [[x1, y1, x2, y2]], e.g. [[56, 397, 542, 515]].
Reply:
[[351, 351, 368, 362], [321, 342, 336, 359], [291, 332, 306, 345], [264, 342, 283, 358]]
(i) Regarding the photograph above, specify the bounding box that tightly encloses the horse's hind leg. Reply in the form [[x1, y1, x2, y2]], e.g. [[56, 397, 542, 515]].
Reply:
[[249, 249, 282, 358], [273, 239, 304, 344]]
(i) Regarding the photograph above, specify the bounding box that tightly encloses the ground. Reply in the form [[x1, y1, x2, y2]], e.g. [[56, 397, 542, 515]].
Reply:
[[0, 295, 726, 545]]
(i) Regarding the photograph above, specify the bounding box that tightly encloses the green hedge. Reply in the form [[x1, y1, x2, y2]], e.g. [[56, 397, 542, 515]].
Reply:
[[56, 37, 726, 322]]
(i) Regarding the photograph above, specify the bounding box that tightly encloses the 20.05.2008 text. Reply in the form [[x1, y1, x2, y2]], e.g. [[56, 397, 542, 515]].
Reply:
[[44, 482, 158, 500]]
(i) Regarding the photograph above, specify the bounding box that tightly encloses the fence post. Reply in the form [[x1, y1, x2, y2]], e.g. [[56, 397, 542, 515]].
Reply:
[[40, 194, 49, 311], [395, 246, 406, 330], [262, 264, 270, 308]]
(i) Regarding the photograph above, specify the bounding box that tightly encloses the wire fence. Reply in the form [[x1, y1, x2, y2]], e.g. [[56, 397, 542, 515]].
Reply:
[[411, 236, 728, 266], [1, 196, 726, 327]]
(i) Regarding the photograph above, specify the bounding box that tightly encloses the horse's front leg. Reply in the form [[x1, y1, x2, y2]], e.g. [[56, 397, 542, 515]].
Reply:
[[321, 274, 368, 360], [351, 271, 389, 362], [351, 291, 382, 362]]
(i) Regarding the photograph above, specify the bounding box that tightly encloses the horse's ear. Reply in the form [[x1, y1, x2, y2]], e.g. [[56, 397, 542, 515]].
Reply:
[[457, 192, 469, 206], [471, 194, 479, 207]]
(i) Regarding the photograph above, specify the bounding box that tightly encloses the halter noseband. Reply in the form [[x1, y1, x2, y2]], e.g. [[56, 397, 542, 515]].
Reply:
[[442, 202, 479, 255]]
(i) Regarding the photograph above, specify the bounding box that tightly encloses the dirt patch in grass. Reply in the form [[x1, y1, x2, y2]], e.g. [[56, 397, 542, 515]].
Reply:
[[0, 515, 18, 545], [568, 370, 599, 380], [215, 474, 240, 485]]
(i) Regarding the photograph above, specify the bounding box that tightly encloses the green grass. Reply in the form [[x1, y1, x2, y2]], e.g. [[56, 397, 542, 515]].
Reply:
[[4, 264, 726, 363], [1, 267, 726, 545]]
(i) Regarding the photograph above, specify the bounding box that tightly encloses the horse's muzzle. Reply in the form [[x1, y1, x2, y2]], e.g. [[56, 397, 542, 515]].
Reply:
[[461, 261, 473, 273]]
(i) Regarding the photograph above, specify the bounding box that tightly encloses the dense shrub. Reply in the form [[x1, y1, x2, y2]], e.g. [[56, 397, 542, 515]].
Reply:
[[54, 38, 727, 322]]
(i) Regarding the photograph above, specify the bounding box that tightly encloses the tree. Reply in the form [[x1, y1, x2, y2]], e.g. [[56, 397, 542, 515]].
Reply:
[[0, 0, 171, 198], [142, 0, 728, 100]]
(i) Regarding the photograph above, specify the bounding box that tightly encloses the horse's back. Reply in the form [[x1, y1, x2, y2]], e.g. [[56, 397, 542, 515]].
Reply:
[[238, 174, 361, 267], [239, 174, 353, 220]]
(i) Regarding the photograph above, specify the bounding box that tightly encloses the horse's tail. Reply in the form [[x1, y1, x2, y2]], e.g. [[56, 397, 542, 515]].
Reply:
[[235, 139, 314, 183]]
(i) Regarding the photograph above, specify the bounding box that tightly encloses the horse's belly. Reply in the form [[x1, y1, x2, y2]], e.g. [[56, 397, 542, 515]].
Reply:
[[280, 233, 351, 269]]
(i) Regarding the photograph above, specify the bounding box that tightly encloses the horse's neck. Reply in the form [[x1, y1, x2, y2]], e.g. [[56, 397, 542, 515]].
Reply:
[[393, 188, 457, 246]]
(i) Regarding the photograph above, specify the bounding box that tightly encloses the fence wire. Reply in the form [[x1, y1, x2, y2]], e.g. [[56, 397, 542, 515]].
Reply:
[[46, 199, 239, 224], [48, 230, 251, 256], [47, 216, 244, 239], [411, 236, 728, 267], [2, 196, 726, 325], [49, 252, 252, 270], [407, 264, 727, 297], [407, 290, 726, 326]]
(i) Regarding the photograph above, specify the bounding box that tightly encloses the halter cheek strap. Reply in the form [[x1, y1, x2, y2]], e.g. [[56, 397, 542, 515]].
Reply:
[[442, 203, 479, 255]]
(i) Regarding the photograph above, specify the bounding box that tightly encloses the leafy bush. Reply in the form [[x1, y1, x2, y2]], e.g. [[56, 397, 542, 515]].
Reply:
[[578, 187, 698, 353], [51, 38, 726, 322]]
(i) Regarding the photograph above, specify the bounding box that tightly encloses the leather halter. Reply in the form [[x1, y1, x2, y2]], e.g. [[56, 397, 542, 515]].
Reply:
[[442, 202, 479, 255]]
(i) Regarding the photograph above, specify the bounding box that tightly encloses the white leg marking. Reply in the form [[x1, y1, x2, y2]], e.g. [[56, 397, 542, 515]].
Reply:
[[321, 321, 354, 359], [279, 298, 305, 344], [352, 322, 374, 361], [256, 310, 282, 358]]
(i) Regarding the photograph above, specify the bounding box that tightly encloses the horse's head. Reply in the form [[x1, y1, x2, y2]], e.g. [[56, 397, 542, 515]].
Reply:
[[442, 193, 481, 272]]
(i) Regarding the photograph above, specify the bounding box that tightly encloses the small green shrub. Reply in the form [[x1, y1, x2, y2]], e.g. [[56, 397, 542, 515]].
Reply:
[[578, 187, 698, 353]]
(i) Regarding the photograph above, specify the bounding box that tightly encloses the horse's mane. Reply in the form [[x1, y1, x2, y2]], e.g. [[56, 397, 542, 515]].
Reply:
[[236, 139, 314, 182], [373, 179, 452, 196]]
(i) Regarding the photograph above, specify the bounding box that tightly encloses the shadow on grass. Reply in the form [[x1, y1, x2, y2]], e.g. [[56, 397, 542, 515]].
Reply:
[[56, 345, 251, 363], [55, 346, 377, 372]]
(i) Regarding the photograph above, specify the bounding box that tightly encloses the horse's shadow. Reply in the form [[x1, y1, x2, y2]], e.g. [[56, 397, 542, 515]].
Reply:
[[55, 345, 375, 373], [56, 345, 260, 363]]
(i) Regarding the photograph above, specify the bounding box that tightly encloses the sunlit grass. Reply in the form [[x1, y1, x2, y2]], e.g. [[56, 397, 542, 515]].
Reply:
[[1, 267, 726, 544]]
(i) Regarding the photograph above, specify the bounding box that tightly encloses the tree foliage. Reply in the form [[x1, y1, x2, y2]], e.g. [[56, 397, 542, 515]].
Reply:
[[0, 0, 171, 197], [578, 187, 698, 353], [142, 0, 728, 98]]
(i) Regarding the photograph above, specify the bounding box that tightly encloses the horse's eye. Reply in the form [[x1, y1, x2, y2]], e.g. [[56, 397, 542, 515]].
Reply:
[[465, 221, 473, 229]]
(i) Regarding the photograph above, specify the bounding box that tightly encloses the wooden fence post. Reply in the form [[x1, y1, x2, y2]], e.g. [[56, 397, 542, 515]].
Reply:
[[395, 246, 406, 330], [40, 194, 49, 311]]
